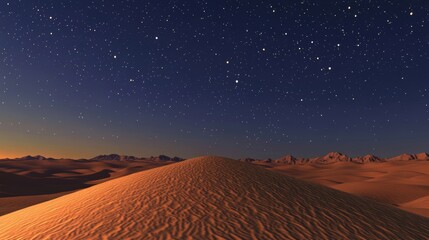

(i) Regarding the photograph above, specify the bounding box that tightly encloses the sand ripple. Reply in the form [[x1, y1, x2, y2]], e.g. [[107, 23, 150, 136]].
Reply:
[[0, 156, 428, 239]]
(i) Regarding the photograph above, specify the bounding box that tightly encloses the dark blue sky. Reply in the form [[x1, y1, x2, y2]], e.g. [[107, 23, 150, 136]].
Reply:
[[0, 0, 428, 159]]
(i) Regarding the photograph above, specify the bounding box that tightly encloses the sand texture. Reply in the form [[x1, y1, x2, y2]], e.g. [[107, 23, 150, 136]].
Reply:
[[269, 160, 429, 217], [0, 158, 171, 215], [0, 156, 428, 239]]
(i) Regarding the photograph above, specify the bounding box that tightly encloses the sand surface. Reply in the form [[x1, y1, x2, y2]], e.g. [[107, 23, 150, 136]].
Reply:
[[268, 161, 429, 217], [0, 158, 170, 215], [0, 156, 428, 239]]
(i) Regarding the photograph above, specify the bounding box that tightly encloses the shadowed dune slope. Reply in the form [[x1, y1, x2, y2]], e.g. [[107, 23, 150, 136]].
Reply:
[[0, 156, 428, 240], [0, 158, 171, 216]]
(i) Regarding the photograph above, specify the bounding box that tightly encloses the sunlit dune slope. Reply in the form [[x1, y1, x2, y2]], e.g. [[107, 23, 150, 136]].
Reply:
[[0, 156, 428, 239]]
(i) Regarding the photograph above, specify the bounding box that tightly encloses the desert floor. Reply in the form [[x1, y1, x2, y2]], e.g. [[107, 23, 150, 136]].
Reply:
[[0, 158, 171, 215], [263, 160, 429, 217], [0, 156, 428, 239]]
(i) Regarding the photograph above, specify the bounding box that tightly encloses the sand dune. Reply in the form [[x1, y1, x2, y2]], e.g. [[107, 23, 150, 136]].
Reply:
[[402, 196, 429, 217], [269, 161, 429, 217], [0, 156, 428, 239], [0, 192, 73, 216], [332, 182, 429, 205], [0, 157, 172, 215]]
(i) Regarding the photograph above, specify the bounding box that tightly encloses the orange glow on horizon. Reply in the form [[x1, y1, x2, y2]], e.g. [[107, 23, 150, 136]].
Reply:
[[0, 152, 28, 159], [0, 151, 16, 159], [0, 151, 71, 159]]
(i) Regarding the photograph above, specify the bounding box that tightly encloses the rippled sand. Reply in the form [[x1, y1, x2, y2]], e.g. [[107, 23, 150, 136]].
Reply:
[[0, 156, 428, 239]]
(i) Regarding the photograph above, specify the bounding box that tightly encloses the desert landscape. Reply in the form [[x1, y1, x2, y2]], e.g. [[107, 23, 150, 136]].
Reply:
[[0, 156, 428, 239], [243, 152, 429, 218], [1, 0, 428, 239], [0, 154, 180, 216], [0, 154, 428, 239]]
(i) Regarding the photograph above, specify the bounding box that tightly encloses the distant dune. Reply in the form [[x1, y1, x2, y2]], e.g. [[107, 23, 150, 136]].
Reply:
[[268, 160, 429, 218], [0, 156, 427, 239], [0, 156, 176, 215]]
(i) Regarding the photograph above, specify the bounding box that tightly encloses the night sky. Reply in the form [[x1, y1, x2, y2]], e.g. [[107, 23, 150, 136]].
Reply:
[[0, 0, 428, 159]]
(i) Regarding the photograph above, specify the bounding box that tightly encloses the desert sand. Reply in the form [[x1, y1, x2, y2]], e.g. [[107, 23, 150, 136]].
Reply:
[[268, 160, 429, 218], [0, 156, 174, 215], [0, 156, 428, 239]]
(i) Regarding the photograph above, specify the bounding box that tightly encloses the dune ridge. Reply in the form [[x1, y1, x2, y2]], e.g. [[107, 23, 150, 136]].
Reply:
[[0, 156, 428, 239]]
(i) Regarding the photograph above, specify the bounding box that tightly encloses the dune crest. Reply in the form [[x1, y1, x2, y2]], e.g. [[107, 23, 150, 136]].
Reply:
[[0, 156, 428, 239]]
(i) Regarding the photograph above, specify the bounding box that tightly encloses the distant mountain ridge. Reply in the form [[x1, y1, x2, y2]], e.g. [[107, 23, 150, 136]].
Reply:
[[91, 154, 184, 162], [2, 152, 428, 165], [90, 154, 138, 161], [387, 153, 429, 161], [240, 152, 429, 165], [1, 154, 184, 162], [16, 155, 50, 161]]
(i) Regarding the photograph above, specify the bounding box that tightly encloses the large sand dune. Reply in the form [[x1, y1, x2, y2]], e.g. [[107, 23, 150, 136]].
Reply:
[[0, 156, 428, 239]]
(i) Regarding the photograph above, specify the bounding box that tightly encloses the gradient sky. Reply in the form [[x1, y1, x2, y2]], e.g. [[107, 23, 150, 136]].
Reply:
[[0, 0, 428, 159]]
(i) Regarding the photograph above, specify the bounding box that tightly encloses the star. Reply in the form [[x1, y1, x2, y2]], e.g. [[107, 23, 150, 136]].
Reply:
[[0, 0, 425, 160]]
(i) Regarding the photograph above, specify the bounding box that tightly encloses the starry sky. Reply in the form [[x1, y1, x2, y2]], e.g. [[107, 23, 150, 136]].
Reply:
[[0, 0, 428, 159]]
